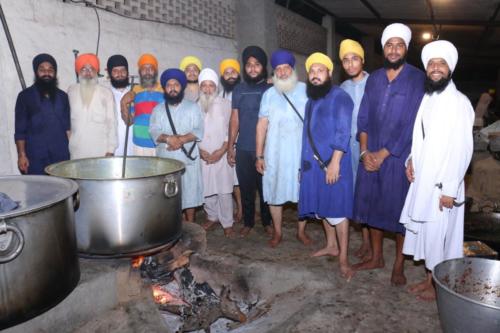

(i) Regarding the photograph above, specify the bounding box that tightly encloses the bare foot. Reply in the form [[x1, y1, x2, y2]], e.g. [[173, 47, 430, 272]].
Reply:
[[416, 285, 436, 301], [264, 225, 274, 237], [268, 234, 282, 248], [391, 269, 407, 286], [354, 244, 373, 260], [239, 226, 252, 238], [224, 227, 236, 239], [202, 220, 217, 231], [311, 246, 339, 257], [408, 279, 430, 294], [353, 258, 385, 271], [296, 232, 313, 246], [339, 263, 356, 282]]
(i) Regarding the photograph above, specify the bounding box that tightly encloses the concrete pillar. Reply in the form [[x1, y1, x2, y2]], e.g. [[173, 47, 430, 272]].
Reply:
[[235, 0, 278, 71], [321, 15, 340, 84]]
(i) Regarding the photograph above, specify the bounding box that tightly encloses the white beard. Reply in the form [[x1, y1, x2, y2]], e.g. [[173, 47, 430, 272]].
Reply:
[[79, 77, 98, 107], [272, 70, 298, 93], [198, 92, 217, 113]]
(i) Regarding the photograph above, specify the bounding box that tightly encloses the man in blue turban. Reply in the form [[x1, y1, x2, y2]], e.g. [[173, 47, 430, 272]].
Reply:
[[255, 49, 311, 247], [150, 68, 204, 222]]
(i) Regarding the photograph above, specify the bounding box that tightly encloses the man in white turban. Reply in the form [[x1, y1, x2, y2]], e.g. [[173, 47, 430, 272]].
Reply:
[[399, 40, 474, 301]]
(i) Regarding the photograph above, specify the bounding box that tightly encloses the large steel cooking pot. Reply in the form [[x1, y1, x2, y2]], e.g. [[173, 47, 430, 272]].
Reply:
[[45, 156, 184, 257], [433, 257, 500, 333], [0, 176, 80, 329]]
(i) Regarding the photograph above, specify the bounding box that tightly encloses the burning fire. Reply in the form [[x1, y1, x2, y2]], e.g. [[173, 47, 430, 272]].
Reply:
[[152, 285, 176, 304], [131, 256, 145, 268]]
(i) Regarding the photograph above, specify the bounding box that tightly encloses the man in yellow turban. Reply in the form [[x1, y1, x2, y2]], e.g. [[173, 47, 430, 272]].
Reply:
[[218, 58, 241, 100], [180, 55, 202, 102], [300, 52, 355, 280], [339, 39, 372, 261]]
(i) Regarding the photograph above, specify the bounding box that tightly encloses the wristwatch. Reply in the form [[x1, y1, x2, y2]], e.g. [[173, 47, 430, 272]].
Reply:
[[256, 155, 265, 160]]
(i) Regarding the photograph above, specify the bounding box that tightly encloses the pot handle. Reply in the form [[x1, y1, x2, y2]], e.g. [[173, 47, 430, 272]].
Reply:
[[164, 175, 179, 198], [73, 190, 80, 212], [0, 220, 25, 263]]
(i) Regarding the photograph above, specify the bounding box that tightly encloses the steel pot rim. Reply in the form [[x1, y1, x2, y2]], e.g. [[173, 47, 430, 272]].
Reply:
[[432, 257, 500, 311], [0, 175, 78, 219]]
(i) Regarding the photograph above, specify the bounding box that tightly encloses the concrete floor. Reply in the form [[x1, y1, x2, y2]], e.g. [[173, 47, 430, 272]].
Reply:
[[195, 205, 442, 333]]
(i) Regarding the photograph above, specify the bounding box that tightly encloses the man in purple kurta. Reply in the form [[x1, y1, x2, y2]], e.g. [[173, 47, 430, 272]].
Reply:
[[352, 23, 425, 285]]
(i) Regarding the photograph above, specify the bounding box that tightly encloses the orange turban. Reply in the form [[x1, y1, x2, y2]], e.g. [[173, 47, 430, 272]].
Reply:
[[137, 53, 158, 70], [219, 58, 240, 75], [75, 53, 100, 73]]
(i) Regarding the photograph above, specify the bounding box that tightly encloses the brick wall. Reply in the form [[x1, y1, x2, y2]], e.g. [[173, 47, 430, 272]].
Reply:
[[275, 5, 326, 55], [81, 0, 235, 38]]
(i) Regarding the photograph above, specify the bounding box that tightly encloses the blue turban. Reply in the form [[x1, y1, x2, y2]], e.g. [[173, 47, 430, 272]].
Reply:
[[32, 53, 57, 73], [160, 68, 187, 90], [271, 49, 295, 70]]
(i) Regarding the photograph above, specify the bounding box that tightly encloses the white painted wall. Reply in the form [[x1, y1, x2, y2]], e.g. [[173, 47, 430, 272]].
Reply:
[[0, 0, 237, 175]]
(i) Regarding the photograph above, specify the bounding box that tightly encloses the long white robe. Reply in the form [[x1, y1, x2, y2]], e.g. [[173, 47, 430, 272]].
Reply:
[[110, 85, 133, 156], [400, 81, 474, 270]]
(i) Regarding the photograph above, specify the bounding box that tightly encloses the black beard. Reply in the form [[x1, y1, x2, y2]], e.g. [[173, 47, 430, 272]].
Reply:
[[220, 75, 241, 93], [34, 76, 58, 101], [424, 74, 452, 94], [383, 55, 406, 70], [187, 79, 198, 84], [164, 91, 184, 105], [110, 77, 129, 89], [306, 79, 332, 100], [243, 69, 267, 84]]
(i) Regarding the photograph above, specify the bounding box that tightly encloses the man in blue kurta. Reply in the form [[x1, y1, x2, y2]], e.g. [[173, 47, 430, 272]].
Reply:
[[299, 52, 355, 280], [255, 50, 310, 247], [352, 23, 425, 286], [15, 54, 70, 174], [339, 39, 372, 260], [149, 68, 204, 223]]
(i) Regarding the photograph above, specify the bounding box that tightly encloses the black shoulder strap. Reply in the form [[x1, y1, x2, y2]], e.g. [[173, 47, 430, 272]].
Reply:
[[305, 102, 330, 171], [282, 93, 304, 123], [164, 102, 197, 161]]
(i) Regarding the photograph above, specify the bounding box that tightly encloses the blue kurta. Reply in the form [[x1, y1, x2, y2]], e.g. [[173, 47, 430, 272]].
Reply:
[[340, 72, 369, 185], [259, 82, 307, 205], [298, 86, 354, 219], [149, 100, 204, 209], [14, 85, 70, 174], [353, 64, 425, 234]]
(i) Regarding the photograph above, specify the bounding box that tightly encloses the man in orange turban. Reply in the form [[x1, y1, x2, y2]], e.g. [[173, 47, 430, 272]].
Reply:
[[68, 53, 117, 159]]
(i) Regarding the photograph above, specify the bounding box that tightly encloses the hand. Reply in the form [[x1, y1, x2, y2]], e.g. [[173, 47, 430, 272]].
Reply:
[[199, 149, 210, 162], [325, 160, 340, 184], [372, 149, 389, 169], [105, 152, 114, 157], [255, 158, 265, 174], [362, 151, 378, 171], [120, 91, 135, 125], [439, 195, 455, 211], [406, 158, 415, 182], [209, 148, 225, 164], [18, 154, 29, 174], [167, 135, 183, 151], [227, 147, 236, 167]]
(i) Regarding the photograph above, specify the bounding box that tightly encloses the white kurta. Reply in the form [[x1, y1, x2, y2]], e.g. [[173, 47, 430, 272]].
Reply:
[[68, 84, 118, 159], [110, 85, 133, 156], [400, 81, 474, 270], [149, 99, 204, 209], [199, 97, 234, 197]]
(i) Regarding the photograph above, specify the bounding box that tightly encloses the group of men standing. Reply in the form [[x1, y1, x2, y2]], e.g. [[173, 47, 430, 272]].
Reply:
[[14, 22, 474, 301]]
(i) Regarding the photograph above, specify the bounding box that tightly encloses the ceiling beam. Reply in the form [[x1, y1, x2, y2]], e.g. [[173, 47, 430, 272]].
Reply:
[[359, 0, 381, 20], [336, 17, 500, 27]]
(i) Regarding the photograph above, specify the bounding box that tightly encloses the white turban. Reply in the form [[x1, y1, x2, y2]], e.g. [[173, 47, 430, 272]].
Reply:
[[381, 23, 412, 48], [421, 40, 458, 72], [198, 68, 219, 87]]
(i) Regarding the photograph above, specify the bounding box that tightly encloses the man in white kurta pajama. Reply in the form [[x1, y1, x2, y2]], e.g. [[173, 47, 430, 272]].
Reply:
[[400, 40, 474, 301], [197, 68, 235, 236]]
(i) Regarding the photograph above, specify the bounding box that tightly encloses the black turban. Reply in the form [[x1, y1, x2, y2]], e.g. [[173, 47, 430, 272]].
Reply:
[[32, 53, 57, 73], [106, 54, 129, 76], [242, 45, 267, 68]]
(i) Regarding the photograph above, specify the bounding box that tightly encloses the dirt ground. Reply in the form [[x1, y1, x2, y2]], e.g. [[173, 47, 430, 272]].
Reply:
[[195, 205, 442, 333]]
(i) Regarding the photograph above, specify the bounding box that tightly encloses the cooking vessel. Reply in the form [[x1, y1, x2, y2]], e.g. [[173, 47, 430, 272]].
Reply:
[[433, 257, 500, 333], [45, 156, 184, 257], [0, 175, 80, 329]]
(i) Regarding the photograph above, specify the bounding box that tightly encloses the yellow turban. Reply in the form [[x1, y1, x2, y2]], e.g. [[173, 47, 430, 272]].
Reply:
[[179, 56, 202, 71], [339, 39, 364, 62], [219, 58, 241, 75], [305, 52, 334, 73], [137, 54, 158, 70]]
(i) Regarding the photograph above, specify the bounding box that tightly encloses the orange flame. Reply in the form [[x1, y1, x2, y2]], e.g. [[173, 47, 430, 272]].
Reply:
[[152, 285, 176, 304], [131, 256, 145, 269]]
